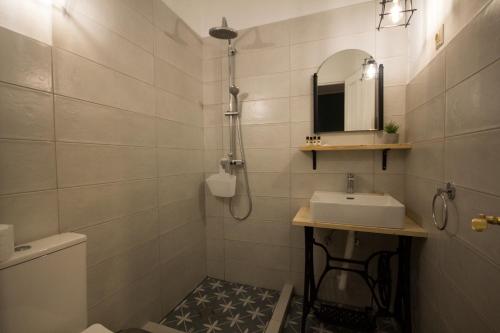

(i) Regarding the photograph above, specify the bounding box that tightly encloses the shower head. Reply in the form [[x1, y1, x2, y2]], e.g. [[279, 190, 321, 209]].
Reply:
[[209, 17, 238, 40], [229, 85, 239, 96]]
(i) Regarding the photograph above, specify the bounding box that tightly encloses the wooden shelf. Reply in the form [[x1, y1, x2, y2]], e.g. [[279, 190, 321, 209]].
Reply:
[[299, 143, 412, 151], [293, 207, 428, 238], [298, 143, 411, 170]]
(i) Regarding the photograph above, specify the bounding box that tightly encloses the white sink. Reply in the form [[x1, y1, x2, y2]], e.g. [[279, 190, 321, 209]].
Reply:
[[310, 191, 405, 228]]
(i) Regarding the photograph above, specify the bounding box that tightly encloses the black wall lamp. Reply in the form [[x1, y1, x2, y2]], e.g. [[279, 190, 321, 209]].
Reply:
[[377, 0, 417, 30]]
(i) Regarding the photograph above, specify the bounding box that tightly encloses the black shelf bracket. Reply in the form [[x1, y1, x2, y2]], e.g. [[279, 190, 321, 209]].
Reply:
[[310, 148, 397, 171], [382, 149, 390, 170]]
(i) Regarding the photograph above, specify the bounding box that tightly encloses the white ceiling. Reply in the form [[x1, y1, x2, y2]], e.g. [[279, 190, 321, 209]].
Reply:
[[162, 0, 370, 37]]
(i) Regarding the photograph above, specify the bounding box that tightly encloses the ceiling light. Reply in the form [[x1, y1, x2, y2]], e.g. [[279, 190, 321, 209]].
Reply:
[[377, 0, 416, 30]]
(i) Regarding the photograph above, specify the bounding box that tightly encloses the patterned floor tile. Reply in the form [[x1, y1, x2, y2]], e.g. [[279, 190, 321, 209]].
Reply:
[[283, 296, 400, 333], [160, 278, 399, 333], [161, 277, 280, 333]]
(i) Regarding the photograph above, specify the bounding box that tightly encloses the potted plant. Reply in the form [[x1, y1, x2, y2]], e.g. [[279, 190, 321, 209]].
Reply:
[[383, 121, 400, 143]]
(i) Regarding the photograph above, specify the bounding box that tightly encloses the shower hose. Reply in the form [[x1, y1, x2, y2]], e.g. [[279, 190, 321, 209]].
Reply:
[[228, 108, 253, 221]]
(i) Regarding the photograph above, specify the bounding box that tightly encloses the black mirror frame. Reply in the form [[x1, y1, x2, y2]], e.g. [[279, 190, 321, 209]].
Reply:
[[313, 64, 384, 133]]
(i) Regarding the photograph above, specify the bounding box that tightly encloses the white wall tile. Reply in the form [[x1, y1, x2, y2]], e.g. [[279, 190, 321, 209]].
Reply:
[[59, 179, 157, 231], [0, 82, 54, 140], [53, 9, 154, 83], [0, 27, 52, 91], [0, 190, 58, 244], [0, 140, 56, 195], [53, 48, 155, 115], [56, 143, 157, 187], [55, 96, 156, 146]]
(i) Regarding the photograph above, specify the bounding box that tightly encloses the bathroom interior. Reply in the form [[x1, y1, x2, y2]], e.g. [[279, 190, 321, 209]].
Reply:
[[0, 0, 499, 332]]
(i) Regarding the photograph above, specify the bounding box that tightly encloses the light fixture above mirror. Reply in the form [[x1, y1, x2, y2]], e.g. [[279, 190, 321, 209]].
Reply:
[[361, 56, 378, 81], [377, 0, 417, 30], [313, 49, 384, 133]]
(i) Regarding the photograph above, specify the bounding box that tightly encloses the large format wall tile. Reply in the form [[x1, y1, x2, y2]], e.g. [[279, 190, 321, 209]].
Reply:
[[237, 72, 290, 101], [445, 129, 500, 196], [83, 208, 159, 267], [0, 140, 56, 195], [234, 20, 290, 53], [228, 45, 290, 78], [446, 59, 500, 137], [87, 239, 159, 307], [406, 52, 445, 112], [445, 0, 500, 89], [0, 190, 58, 244], [155, 58, 202, 103], [56, 143, 157, 187], [155, 28, 202, 80], [55, 96, 156, 146], [156, 88, 203, 126], [62, 0, 155, 53], [53, 48, 155, 115], [406, 141, 444, 181], [290, 2, 374, 44], [59, 179, 158, 231], [290, 32, 374, 71], [122, 0, 154, 23], [152, 0, 202, 56], [53, 9, 154, 83], [0, 82, 54, 140], [406, 94, 445, 143], [0, 27, 51, 91], [88, 268, 161, 331]]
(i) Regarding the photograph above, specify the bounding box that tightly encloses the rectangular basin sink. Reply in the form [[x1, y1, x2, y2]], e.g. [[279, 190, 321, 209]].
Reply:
[[310, 191, 405, 228]]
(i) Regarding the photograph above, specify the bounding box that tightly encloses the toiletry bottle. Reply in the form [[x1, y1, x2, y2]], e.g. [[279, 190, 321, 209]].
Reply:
[[306, 136, 311, 145], [317, 136, 322, 145]]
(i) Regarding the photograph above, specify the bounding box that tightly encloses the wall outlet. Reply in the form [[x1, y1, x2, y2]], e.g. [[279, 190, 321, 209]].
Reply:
[[435, 24, 445, 50]]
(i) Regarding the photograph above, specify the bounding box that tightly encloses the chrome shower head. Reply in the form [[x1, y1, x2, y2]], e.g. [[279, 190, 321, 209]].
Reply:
[[209, 17, 238, 40], [229, 85, 239, 96]]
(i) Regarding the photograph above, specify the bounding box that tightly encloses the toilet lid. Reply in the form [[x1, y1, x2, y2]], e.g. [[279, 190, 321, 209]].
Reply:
[[82, 324, 113, 333]]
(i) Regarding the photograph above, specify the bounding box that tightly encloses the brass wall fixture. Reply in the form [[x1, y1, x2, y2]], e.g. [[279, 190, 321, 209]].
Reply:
[[471, 214, 500, 232]]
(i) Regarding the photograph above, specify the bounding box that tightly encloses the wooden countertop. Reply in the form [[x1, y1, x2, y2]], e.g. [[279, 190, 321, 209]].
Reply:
[[293, 207, 428, 238], [299, 143, 412, 151]]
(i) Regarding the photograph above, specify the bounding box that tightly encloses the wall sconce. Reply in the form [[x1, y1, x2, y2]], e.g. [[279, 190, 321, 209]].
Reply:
[[377, 0, 417, 30], [361, 57, 377, 80]]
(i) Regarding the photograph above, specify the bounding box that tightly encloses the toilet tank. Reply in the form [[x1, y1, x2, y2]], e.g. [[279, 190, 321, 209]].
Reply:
[[0, 233, 87, 333]]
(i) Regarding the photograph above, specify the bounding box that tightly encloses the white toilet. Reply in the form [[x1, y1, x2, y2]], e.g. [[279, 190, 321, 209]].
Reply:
[[0, 233, 117, 333]]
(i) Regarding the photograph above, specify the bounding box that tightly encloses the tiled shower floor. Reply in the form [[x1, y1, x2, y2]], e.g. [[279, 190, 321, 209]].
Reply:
[[160, 277, 399, 333], [161, 277, 280, 333]]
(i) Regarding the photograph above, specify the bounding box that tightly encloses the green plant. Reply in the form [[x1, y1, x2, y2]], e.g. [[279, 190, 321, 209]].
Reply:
[[384, 121, 399, 134]]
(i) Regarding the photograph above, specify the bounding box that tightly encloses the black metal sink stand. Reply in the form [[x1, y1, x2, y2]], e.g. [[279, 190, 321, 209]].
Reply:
[[301, 226, 412, 332]]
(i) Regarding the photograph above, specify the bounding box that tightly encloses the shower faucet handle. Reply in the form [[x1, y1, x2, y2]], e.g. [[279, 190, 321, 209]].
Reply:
[[230, 159, 245, 166]]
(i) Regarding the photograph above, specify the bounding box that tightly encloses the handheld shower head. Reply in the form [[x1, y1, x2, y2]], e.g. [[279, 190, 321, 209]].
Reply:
[[229, 85, 239, 96]]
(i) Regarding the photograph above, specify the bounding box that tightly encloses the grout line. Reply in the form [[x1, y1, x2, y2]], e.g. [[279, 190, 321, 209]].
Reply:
[[0, 79, 52, 95], [444, 56, 500, 92], [49, 44, 62, 235]]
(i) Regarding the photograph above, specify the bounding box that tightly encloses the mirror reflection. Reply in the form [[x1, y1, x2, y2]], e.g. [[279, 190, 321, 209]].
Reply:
[[314, 49, 383, 133]]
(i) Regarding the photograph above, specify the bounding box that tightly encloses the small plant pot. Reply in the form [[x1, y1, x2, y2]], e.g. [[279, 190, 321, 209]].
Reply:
[[383, 133, 399, 144]]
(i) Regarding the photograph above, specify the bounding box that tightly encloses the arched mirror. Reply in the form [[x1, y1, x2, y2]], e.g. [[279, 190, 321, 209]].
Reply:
[[313, 49, 384, 133]]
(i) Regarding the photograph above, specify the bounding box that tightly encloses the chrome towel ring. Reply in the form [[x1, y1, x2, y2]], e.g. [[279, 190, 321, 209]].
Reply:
[[432, 182, 456, 230]]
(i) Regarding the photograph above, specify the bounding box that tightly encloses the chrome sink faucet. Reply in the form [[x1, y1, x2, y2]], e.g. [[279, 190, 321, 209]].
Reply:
[[346, 173, 355, 194]]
